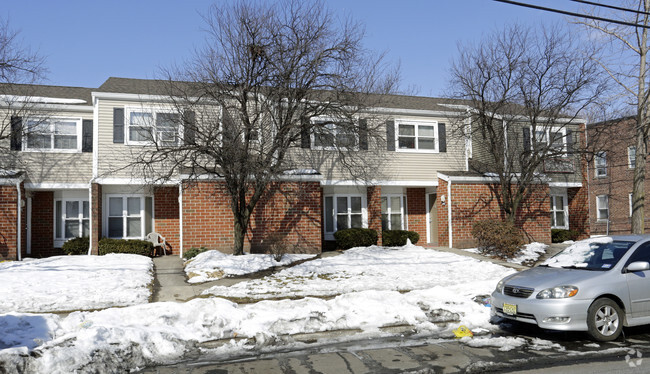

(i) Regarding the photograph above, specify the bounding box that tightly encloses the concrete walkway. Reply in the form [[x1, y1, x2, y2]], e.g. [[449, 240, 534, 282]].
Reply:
[[150, 244, 569, 302]]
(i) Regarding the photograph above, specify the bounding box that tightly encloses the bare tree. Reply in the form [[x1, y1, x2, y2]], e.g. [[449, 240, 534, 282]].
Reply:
[[0, 17, 47, 169], [575, 0, 650, 234], [133, 0, 396, 255], [448, 24, 605, 224]]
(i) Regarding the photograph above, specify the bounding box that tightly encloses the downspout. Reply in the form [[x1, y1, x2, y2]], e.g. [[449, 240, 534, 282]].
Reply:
[[178, 183, 183, 258], [16, 179, 21, 261], [447, 179, 453, 248]]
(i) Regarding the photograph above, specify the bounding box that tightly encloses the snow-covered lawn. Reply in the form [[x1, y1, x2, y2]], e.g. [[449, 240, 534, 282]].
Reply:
[[0, 254, 153, 313], [184, 251, 316, 283], [202, 244, 515, 300], [0, 244, 518, 373]]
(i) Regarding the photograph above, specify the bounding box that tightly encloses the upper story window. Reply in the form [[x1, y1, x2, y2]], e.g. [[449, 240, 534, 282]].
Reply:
[[595, 151, 607, 178], [312, 120, 358, 150], [23, 117, 82, 152], [126, 108, 181, 146], [628, 146, 636, 169], [396, 120, 437, 152], [530, 126, 567, 154]]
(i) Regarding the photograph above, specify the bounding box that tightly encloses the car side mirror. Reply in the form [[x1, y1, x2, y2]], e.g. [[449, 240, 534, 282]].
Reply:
[[626, 261, 650, 273]]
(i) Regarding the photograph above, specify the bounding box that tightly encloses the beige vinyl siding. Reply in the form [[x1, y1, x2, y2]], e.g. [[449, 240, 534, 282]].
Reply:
[[3, 108, 94, 185]]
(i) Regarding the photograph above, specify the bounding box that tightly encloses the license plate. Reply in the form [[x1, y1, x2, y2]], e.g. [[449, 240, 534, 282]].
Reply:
[[503, 303, 517, 315]]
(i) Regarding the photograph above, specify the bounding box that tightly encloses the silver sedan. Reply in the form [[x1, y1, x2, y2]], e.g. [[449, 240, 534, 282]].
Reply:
[[491, 235, 650, 341]]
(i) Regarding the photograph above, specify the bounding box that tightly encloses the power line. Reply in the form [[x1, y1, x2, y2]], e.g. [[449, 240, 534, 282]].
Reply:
[[493, 0, 650, 29], [570, 0, 650, 17]]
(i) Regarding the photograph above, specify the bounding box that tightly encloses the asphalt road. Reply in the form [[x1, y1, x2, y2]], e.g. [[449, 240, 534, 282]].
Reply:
[[138, 321, 650, 373]]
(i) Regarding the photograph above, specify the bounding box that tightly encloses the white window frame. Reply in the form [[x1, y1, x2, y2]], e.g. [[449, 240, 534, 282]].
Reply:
[[395, 119, 439, 153], [311, 119, 359, 150], [630, 193, 634, 217], [381, 194, 406, 231], [596, 194, 609, 222], [323, 194, 368, 240], [23, 117, 82, 153], [104, 194, 154, 239], [550, 193, 569, 229], [53, 198, 90, 247], [125, 107, 183, 146], [595, 151, 607, 178], [529, 126, 567, 154], [628, 146, 636, 169]]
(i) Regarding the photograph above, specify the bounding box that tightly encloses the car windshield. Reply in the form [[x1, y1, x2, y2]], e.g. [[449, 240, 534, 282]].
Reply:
[[541, 237, 635, 270]]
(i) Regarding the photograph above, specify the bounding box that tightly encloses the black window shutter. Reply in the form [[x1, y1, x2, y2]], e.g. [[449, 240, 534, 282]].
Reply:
[[10, 116, 22, 151], [566, 129, 574, 154], [113, 108, 125, 144], [522, 127, 531, 151], [386, 120, 395, 151], [82, 119, 93, 152], [358, 118, 368, 150], [300, 117, 311, 149], [184, 110, 196, 145], [438, 122, 447, 153]]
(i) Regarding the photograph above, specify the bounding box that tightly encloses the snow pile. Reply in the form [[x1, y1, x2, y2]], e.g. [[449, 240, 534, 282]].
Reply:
[[185, 251, 316, 283], [0, 254, 153, 313], [202, 244, 515, 300], [462, 336, 526, 351], [508, 243, 548, 265], [2, 287, 502, 373]]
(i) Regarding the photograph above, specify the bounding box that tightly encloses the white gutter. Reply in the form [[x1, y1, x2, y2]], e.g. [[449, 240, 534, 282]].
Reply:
[[16, 179, 22, 261], [87, 180, 93, 256], [447, 178, 453, 249], [179, 183, 183, 259]]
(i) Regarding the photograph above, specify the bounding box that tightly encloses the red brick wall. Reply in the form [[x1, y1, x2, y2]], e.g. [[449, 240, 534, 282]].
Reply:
[[182, 181, 322, 254], [367, 186, 382, 243], [406, 188, 427, 242], [440, 180, 551, 248], [154, 187, 179, 255], [30, 191, 61, 257], [0, 183, 26, 260], [568, 186, 590, 239], [91, 183, 102, 255], [587, 118, 647, 235], [437, 180, 450, 247]]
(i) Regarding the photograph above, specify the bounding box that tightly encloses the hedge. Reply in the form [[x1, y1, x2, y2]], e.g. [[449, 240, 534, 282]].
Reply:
[[98, 238, 154, 256], [61, 237, 89, 255], [471, 220, 524, 260], [551, 229, 580, 243], [334, 228, 378, 250], [382, 230, 420, 246]]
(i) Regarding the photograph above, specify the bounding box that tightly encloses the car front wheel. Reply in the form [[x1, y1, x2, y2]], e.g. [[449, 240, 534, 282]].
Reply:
[[587, 298, 623, 342]]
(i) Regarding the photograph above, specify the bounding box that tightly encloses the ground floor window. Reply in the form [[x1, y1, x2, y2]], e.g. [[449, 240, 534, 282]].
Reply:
[[55, 199, 89, 241], [105, 195, 153, 239], [597, 195, 609, 221], [323, 194, 366, 239], [381, 195, 405, 230], [550, 194, 568, 229]]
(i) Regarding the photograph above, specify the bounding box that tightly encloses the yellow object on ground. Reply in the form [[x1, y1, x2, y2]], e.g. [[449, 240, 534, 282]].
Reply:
[[453, 325, 474, 338]]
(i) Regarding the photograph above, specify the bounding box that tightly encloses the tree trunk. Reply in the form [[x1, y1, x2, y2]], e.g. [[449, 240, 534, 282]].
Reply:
[[233, 218, 247, 256]]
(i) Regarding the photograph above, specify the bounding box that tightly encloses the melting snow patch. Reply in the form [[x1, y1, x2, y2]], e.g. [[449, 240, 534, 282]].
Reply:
[[462, 336, 526, 351]]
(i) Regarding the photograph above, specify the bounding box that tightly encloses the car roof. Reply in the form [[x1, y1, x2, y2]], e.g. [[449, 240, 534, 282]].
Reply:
[[607, 234, 650, 242]]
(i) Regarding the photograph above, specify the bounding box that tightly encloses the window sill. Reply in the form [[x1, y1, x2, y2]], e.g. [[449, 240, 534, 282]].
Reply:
[[23, 149, 81, 154], [395, 148, 438, 154]]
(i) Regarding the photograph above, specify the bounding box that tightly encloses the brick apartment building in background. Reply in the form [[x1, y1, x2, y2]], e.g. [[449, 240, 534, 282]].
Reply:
[[587, 117, 649, 235], [0, 78, 591, 260]]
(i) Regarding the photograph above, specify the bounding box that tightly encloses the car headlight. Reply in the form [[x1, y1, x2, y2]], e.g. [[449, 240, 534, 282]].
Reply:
[[536, 286, 578, 299], [495, 278, 506, 293]]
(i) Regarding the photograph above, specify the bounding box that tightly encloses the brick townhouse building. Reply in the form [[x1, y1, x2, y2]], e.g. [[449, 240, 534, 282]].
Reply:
[[587, 117, 649, 235], [0, 78, 590, 260]]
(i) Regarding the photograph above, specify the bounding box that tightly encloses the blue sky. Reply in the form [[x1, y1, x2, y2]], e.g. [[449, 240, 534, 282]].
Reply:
[[4, 0, 580, 97]]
